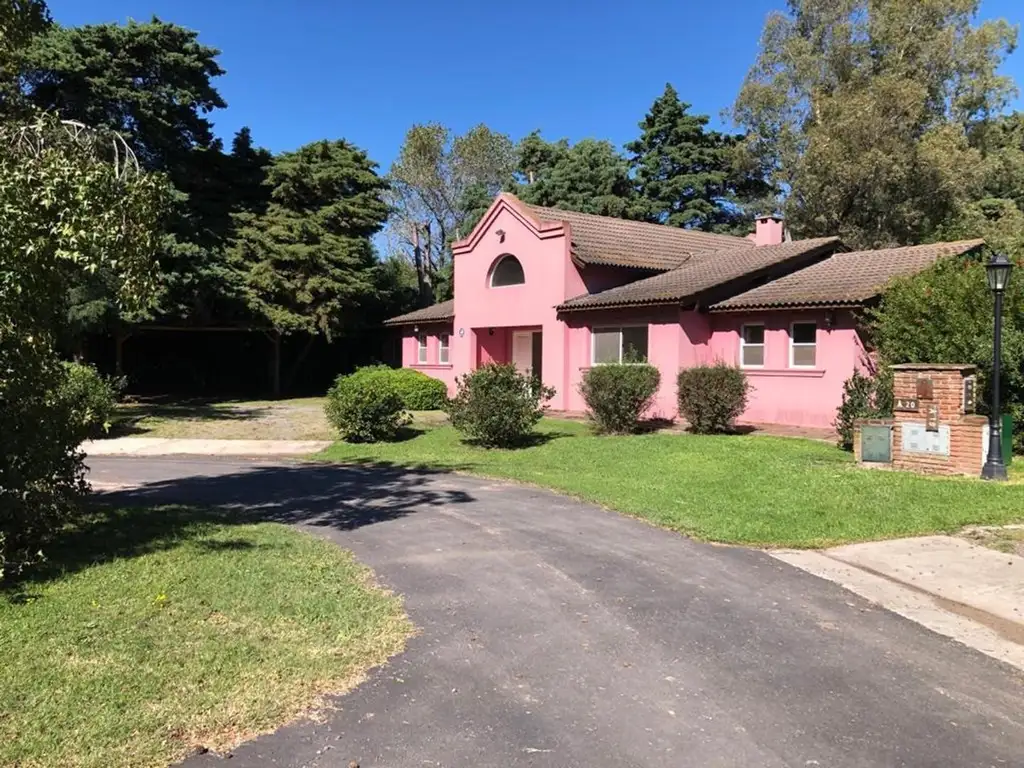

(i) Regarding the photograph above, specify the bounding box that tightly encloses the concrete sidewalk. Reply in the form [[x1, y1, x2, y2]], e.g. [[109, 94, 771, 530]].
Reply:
[[83, 437, 331, 457], [774, 535, 1024, 671]]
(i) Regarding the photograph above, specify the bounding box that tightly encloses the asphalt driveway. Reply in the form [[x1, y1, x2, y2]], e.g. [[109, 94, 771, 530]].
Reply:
[[88, 457, 1024, 767]]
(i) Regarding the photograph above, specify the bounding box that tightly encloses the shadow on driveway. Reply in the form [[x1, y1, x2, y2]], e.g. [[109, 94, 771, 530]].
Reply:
[[10, 461, 475, 590]]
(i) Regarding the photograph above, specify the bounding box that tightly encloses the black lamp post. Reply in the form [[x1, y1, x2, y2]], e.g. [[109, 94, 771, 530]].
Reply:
[[982, 252, 1013, 481]]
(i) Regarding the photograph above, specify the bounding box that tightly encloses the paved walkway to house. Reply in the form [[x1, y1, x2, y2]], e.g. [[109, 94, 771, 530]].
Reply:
[[83, 437, 331, 456], [774, 536, 1024, 669], [86, 456, 1024, 768]]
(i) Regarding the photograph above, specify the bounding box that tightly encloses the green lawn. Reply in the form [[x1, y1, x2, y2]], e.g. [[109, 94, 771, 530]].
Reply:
[[319, 417, 1024, 548], [0, 506, 411, 768]]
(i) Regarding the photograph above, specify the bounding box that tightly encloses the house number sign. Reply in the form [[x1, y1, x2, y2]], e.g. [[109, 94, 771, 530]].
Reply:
[[894, 397, 919, 412], [963, 376, 976, 414]]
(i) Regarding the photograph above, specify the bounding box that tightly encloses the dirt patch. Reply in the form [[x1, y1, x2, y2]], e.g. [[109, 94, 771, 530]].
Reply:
[[960, 525, 1024, 557], [108, 400, 450, 442]]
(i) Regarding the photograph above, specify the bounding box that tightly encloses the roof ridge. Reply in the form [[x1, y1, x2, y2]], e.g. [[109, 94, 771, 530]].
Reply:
[[521, 201, 750, 246]]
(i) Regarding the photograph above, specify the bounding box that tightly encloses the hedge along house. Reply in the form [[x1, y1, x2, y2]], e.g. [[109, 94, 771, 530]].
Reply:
[[384, 193, 984, 429]]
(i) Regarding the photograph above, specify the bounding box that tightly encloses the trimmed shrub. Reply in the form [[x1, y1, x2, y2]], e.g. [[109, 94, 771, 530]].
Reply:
[[325, 369, 409, 442], [59, 362, 124, 440], [834, 368, 894, 450], [342, 365, 448, 410], [387, 367, 448, 410], [445, 363, 555, 447], [676, 364, 750, 434], [579, 363, 661, 434]]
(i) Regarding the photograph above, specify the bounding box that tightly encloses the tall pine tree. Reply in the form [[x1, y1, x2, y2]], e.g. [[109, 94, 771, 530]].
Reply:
[[513, 132, 636, 218], [229, 139, 389, 340], [627, 84, 767, 233]]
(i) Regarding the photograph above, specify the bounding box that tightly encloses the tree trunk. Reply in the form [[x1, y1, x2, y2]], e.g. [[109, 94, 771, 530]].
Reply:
[[114, 328, 131, 377], [269, 330, 281, 399], [282, 334, 315, 393], [413, 222, 434, 306]]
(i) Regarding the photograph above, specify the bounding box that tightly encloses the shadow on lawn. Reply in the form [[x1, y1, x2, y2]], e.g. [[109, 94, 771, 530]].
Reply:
[[6, 461, 475, 591], [109, 401, 272, 437]]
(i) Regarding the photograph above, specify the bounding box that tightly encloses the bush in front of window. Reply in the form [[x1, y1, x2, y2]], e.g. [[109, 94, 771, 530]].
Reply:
[[579, 363, 660, 434], [676, 364, 751, 434], [833, 368, 894, 450], [445, 363, 555, 447], [325, 368, 410, 442]]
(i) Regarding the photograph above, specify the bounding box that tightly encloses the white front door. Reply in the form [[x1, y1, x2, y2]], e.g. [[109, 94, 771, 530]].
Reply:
[[512, 331, 534, 376]]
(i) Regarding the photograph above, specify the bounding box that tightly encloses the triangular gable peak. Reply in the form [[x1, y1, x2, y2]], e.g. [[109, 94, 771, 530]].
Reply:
[[451, 193, 567, 257]]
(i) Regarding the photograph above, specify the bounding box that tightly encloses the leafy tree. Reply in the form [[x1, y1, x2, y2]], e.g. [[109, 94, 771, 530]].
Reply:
[[18, 16, 248, 330], [513, 132, 636, 218], [731, 0, 1017, 248], [20, 16, 225, 174], [386, 123, 515, 304], [229, 139, 389, 339], [0, 114, 168, 577], [627, 84, 769, 232], [0, 0, 50, 116], [870, 253, 1024, 451]]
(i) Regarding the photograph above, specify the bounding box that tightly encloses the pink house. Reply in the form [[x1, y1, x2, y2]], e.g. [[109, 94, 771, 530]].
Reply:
[[385, 194, 983, 429]]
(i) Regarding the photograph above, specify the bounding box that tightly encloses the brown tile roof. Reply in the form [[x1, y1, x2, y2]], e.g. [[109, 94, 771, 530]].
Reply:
[[383, 299, 455, 326], [521, 201, 749, 270], [557, 237, 841, 311], [709, 240, 985, 312]]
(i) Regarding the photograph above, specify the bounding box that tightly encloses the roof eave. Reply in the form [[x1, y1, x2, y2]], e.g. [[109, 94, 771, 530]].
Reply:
[[709, 300, 867, 313]]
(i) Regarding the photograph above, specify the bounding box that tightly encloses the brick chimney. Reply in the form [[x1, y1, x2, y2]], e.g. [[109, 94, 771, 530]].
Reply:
[[753, 215, 785, 246]]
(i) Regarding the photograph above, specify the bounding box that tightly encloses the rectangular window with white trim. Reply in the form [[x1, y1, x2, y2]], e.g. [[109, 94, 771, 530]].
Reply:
[[740, 324, 765, 367], [591, 326, 649, 364], [416, 334, 428, 364], [790, 322, 817, 368], [438, 333, 450, 364]]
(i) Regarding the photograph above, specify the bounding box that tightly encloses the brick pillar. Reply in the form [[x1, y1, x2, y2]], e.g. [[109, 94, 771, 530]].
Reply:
[[889, 364, 988, 476]]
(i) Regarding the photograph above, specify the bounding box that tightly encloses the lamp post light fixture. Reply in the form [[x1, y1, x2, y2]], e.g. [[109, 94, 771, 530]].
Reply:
[[982, 252, 1013, 481]]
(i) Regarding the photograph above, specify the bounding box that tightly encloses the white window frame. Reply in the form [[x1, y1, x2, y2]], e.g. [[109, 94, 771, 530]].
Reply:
[[590, 325, 649, 365], [789, 321, 817, 369], [740, 323, 765, 369], [438, 333, 450, 364], [489, 254, 526, 288], [416, 334, 428, 365]]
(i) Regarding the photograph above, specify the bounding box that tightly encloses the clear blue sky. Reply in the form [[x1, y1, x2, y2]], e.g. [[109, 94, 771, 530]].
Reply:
[[47, 0, 1024, 172]]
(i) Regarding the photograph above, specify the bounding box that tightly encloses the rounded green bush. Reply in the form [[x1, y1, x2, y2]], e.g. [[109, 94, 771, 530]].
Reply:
[[676, 364, 750, 434], [388, 367, 448, 410], [445, 363, 555, 447], [325, 369, 409, 442], [342, 366, 448, 411], [59, 362, 123, 440], [579, 363, 660, 434]]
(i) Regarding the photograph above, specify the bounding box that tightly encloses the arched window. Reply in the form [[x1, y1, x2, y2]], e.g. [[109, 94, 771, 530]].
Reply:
[[489, 254, 525, 287]]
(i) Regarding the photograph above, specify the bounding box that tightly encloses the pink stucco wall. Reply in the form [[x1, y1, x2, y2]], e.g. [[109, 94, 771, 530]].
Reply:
[[707, 309, 864, 428], [563, 306, 684, 418], [398, 196, 867, 430], [448, 200, 583, 409], [399, 322, 456, 391]]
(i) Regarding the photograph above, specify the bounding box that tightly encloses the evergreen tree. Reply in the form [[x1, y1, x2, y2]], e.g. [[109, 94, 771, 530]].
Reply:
[[229, 139, 389, 339], [514, 132, 636, 218], [627, 84, 766, 232]]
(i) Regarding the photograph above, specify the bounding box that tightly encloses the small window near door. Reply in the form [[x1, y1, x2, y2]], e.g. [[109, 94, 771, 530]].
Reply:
[[740, 324, 765, 367], [790, 322, 817, 368], [416, 334, 428, 364], [591, 326, 649, 364], [438, 333, 450, 364]]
